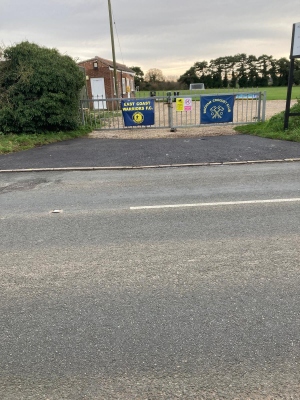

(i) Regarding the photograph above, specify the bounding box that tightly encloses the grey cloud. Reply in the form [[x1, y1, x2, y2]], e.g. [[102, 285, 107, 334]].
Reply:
[[0, 0, 298, 76]]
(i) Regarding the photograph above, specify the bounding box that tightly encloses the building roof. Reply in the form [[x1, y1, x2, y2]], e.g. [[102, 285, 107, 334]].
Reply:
[[78, 56, 135, 74]]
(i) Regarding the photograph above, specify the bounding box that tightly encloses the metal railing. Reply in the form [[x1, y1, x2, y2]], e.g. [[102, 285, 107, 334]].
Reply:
[[79, 91, 266, 131]]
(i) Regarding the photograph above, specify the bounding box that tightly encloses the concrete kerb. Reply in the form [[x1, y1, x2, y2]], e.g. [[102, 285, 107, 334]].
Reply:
[[1, 158, 300, 173]]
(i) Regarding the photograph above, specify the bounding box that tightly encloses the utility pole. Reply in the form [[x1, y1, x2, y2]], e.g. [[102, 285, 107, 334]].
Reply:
[[108, 0, 119, 98]]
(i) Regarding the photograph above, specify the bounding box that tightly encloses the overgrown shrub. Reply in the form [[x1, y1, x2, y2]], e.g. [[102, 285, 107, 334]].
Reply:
[[0, 41, 85, 134]]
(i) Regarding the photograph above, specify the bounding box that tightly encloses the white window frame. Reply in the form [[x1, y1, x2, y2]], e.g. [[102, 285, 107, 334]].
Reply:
[[130, 79, 135, 91]]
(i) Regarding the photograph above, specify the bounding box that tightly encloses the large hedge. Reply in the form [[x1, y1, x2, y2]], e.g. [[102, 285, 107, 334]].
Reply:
[[0, 41, 85, 134]]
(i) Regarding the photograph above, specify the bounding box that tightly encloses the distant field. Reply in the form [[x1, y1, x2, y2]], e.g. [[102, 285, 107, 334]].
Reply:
[[136, 87, 300, 101]]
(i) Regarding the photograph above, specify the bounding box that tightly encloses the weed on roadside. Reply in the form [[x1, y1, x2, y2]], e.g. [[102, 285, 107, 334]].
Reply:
[[0, 126, 92, 154]]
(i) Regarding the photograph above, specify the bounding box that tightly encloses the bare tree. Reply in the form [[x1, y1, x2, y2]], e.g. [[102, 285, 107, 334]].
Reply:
[[144, 68, 165, 82]]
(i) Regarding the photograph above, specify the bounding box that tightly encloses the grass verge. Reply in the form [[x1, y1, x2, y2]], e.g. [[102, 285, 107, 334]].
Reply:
[[0, 126, 92, 155], [234, 100, 300, 142]]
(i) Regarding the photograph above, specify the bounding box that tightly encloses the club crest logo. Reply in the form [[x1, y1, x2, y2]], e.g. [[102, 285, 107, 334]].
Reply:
[[210, 105, 225, 119], [132, 112, 144, 124]]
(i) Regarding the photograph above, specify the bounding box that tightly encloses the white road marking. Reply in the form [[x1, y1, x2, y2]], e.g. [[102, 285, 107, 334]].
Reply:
[[130, 198, 300, 210]]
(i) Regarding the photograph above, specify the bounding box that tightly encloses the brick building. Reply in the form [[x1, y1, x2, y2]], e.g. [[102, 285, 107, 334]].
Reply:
[[77, 56, 135, 102]]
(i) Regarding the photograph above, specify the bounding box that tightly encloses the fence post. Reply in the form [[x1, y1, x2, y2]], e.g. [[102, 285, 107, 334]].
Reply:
[[257, 93, 261, 122], [261, 91, 267, 122], [167, 92, 173, 129], [257, 91, 266, 122], [80, 100, 85, 126]]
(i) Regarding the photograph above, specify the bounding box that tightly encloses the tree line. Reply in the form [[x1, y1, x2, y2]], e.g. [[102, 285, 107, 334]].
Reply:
[[132, 54, 300, 91], [179, 54, 300, 88]]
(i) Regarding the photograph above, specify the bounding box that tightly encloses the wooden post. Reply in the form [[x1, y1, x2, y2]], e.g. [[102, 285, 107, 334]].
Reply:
[[108, 0, 119, 99]]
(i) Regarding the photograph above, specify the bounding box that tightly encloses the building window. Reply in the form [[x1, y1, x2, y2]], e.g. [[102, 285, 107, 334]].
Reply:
[[130, 79, 135, 92]]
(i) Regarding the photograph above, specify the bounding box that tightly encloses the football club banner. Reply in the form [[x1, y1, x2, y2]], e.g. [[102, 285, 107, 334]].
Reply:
[[200, 95, 235, 124], [121, 99, 155, 127]]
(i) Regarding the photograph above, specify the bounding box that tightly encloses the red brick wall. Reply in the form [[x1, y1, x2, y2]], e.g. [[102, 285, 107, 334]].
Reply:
[[78, 59, 135, 100]]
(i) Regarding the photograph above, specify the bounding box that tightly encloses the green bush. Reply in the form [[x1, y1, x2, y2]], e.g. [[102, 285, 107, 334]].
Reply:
[[0, 41, 85, 134], [266, 98, 300, 131], [235, 98, 300, 141]]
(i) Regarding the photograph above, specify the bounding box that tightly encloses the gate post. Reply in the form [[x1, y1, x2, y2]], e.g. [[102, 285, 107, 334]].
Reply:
[[167, 92, 173, 129], [80, 100, 85, 126], [257, 91, 266, 122], [257, 92, 262, 122], [262, 91, 267, 122]]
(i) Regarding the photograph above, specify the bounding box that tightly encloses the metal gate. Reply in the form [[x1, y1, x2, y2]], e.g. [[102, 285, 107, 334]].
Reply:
[[79, 91, 266, 131]]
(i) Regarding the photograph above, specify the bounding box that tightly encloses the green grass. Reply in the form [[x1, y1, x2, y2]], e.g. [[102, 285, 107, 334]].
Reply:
[[0, 126, 92, 155], [81, 109, 122, 129], [137, 86, 300, 100], [235, 99, 300, 142], [86, 110, 122, 118]]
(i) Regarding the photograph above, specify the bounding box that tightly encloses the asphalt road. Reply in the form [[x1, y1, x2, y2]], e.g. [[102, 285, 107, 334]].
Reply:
[[1, 134, 300, 170], [1, 163, 300, 399]]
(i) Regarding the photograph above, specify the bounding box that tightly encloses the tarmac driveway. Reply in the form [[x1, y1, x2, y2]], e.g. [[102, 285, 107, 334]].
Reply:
[[1, 135, 300, 171]]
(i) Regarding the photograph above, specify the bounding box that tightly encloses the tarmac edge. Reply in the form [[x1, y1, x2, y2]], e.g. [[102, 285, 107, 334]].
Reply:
[[1, 158, 300, 173]]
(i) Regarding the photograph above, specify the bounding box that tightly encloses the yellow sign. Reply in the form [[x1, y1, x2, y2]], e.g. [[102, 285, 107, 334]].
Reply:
[[176, 98, 184, 112]]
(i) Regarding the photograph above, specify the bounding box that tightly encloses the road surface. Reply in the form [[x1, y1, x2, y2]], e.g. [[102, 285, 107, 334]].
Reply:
[[1, 163, 300, 399]]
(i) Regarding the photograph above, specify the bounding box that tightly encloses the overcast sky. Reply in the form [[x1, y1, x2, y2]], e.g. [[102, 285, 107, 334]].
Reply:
[[0, 0, 299, 78]]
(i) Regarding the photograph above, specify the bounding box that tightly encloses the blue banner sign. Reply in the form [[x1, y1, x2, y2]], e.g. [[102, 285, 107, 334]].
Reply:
[[200, 95, 235, 124], [236, 93, 259, 99], [121, 99, 155, 127]]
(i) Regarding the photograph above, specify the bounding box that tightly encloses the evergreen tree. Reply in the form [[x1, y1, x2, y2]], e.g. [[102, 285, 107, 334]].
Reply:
[[130, 66, 144, 88], [0, 41, 85, 134]]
